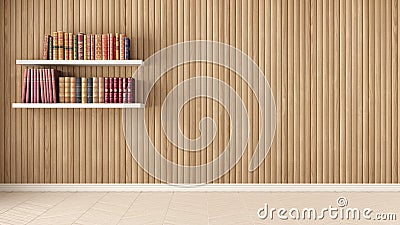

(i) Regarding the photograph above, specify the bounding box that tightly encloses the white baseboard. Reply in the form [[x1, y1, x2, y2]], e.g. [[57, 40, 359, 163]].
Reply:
[[0, 184, 399, 192]]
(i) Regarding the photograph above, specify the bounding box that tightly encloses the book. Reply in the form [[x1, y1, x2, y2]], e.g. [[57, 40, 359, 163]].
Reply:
[[113, 78, 118, 103], [52, 31, 58, 60], [58, 31, 64, 60], [76, 77, 82, 103], [69, 33, 73, 60], [64, 32, 69, 60], [22, 69, 28, 103], [90, 34, 95, 60], [119, 34, 125, 60], [51, 69, 57, 103], [127, 78, 135, 103], [104, 77, 109, 103], [93, 77, 99, 103], [48, 36, 53, 60], [95, 34, 102, 60], [64, 77, 70, 103], [109, 77, 113, 103], [99, 77, 104, 103], [124, 37, 130, 60], [45, 69, 51, 103], [42, 34, 49, 60], [82, 77, 87, 103], [87, 77, 93, 103], [70, 77, 76, 103], [39, 70, 44, 102], [118, 77, 123, 103], [115, 33, 120, 60], [108, 33, 114, 60], [102, 34, 108, 60], [59, 77, 65, 103], [73, 34, 78, 60], [26, 69, 31, 103], [78, 33, 84, 60], [123, 78, 128, 103], [83, 34, 87, 60]]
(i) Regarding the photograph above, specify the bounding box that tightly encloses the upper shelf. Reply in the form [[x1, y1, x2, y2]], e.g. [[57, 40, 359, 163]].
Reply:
[[16, 60, 143, 66]]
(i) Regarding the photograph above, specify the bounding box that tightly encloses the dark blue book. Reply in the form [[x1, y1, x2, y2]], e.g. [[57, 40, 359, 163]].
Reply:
[[87, 77, 93, 103], [124, 37, 130, 60], [76, 77, 82, 103]]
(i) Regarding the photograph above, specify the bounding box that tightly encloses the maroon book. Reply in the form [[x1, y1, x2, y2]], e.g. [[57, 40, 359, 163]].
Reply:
[[122, 78, 128, 103], [127, 78, 135, 103], [22, 69, 28, 103], [105, 77, 109, 103], [113, 78, 118, 103], [78, 33, 84, 60], [118, 78, 123, 103], [33, 69, 37, 103], [109, 77, 113, 103], [27, 69, 31, 103], [39, 70, 44, 103]]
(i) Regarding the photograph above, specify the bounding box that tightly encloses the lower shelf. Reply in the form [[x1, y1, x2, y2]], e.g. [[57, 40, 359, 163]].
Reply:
[[12, 103, 145, 109]]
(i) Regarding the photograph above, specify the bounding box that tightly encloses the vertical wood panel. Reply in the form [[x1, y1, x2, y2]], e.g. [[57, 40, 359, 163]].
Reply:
[[1, 0, 400, 184]]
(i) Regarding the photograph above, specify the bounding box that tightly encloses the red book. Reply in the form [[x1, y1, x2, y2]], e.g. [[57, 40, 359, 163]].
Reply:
[[47, 69, 52, 103], [122, 78, 128, 103], [102, 34, 108, 60], [78, 33, 84, 60], [42, 34, 49, 60], [109, 78, 113, 103], [39, 69, 44, 103], [22, 69, 28, 103], [118, 78, 123, 103], [104, 77, 109, 103], [127, 78, 135, 103], [113, 78, 118, 103], [33, 69, 37, 103], [43, 69, 48, 103]]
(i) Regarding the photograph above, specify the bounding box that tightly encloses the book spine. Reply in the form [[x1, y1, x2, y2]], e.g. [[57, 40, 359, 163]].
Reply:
[[83, 34, 87, 60], [35, 69, 39, 103], [87, 77, 93, 103], [122, 77, 128, 103], [76, 77, 82, 103], [113, 78, 118, 103], [45, 69, 50, 102], [64, 77, 70, 103], [99, 77, 104, 103], [95, 34, 102, 60], [108, 78, 113, 103], [90, 34, 95, 60], [127, 78, 135, 103], [73, 35, 78, 60], [104, 78, 109, 103], [52, 31, 58, 60], [70, 77, 76, 103], [64, 33, 69, 60], [119, 34, 125, 60], [102, 34, 108, 60], [81, 77, 87, 103], [69, 33, 73, 60], [26, 69, 31, 103], [22, 69, 27, 103], [78, 33, 84, 60], [115, 33, 120, 60], [58, 31, 64, 60], [59, 77, 65, 103], [118, 78, 123, 103], [48, 36, 53, 60], [39, 69, 44, 103], [124, 37, 130, 60], [108, 33, 112, 60], [51, 69, 57, 103], [42, 34, 49, 60], [93, 77, 99, 103]]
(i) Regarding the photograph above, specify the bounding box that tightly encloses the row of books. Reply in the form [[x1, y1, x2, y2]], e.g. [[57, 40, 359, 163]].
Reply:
[[42, 32, 131, 60], [21, 69, 59, 103], [59, 77, 135, 103]]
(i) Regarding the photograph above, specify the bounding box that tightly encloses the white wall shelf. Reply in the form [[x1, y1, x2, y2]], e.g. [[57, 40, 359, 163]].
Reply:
[[16, 60, 143, 66], [12, 103, 145, 109]]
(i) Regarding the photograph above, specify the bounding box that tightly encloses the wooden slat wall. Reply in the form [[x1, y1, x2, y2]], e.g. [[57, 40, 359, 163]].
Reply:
[[1, 0, 400, 183]]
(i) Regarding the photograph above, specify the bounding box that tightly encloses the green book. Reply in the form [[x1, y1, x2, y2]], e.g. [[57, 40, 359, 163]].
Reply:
[[73, 35, 78, 60], [48, 36, 53, 60]]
